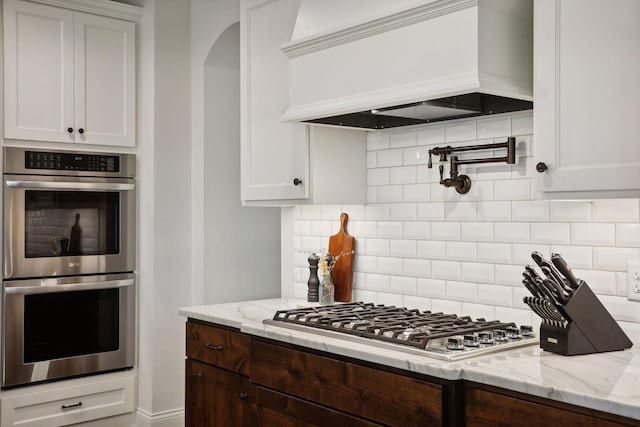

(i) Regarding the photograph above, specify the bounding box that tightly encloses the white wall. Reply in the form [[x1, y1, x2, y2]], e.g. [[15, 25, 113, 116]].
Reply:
[[286, 111, 640, 327]]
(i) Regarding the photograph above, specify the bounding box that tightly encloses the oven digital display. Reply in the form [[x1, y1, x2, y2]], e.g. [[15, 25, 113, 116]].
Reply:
[[24, 151, 120, 172]]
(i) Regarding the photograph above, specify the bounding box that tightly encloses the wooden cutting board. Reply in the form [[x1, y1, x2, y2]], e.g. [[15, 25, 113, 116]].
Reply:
[[328, 212, 355, 302]]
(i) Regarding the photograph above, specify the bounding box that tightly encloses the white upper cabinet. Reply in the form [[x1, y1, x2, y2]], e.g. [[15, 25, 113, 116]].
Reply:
[[4, 0, 137, 147], [534, 0, 640, 198], [240, 0, 366, 205]]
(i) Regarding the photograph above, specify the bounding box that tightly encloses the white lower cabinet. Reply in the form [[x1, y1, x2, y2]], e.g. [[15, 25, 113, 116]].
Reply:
[[0, 374, 135, 427], [534, 0, 640, 198]]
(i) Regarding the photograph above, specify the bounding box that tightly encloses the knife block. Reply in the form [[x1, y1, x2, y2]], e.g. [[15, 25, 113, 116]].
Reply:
[[539, 282, 633, 356]]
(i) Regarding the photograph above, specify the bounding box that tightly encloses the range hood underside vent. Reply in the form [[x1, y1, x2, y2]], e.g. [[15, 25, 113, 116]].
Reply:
[[305, 93, 533, 129]]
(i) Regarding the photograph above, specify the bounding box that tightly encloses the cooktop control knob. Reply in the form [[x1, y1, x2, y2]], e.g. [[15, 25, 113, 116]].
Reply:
[[463, 334, 480, 347], [520, 325, 534, 337], [493, 329, 508, 342], [506, 326, 521, 340], [478, 331, 494, 345], [446, 337, 464, 351]]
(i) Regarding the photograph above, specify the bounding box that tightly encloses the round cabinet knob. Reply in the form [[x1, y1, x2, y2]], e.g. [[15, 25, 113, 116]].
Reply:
[[293, 178, 303, 186], [78, 128, 85, 134], [238, 393, 248, 401], [536, 162, 548, 173], [67, 127, 74, 133]]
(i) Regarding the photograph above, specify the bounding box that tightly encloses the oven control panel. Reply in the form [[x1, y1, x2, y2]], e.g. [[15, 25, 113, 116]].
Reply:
[[25, 151, 120, 172]]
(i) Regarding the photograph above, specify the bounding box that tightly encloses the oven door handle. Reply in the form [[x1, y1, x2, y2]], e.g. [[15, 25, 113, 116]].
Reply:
[[5, 180, 135, 191], [4, 278, 135, 295]]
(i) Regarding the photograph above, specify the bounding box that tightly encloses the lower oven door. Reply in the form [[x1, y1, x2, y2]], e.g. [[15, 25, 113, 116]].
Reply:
[[2, 273, 135, 388]]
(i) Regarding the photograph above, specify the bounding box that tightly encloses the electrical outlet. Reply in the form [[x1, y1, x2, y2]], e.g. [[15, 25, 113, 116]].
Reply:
[[628, 261, 640, 302]]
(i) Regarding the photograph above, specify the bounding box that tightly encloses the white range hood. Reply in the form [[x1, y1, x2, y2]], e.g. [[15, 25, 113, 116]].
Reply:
[[281, 0, 533, 128]]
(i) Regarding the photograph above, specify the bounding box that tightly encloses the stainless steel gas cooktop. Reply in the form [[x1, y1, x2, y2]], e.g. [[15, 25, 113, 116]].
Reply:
[[264, 302, 538, 361]]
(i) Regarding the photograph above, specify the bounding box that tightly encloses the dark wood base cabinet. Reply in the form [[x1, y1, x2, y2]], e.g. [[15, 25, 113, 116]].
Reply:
[[185, 319, 639, 427]]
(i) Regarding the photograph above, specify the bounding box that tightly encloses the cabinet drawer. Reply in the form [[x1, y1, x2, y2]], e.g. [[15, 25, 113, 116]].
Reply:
[[186, 320, 250, 375], [251, 340, 443, 426], [0, 375, 134, 427]]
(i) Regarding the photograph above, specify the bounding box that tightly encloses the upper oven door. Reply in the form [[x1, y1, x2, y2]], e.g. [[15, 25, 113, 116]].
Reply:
[[4, 175, 135, 279]]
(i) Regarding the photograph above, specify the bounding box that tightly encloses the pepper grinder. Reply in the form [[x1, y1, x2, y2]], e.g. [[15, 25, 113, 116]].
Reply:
[[307, 253, 320, 302]]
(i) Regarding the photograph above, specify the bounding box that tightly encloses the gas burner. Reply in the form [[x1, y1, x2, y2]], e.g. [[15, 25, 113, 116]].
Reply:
[[265, 302, 538, 361]]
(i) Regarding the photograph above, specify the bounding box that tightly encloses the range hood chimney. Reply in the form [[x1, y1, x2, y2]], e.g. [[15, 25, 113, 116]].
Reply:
[[281, 0, 533, 129]]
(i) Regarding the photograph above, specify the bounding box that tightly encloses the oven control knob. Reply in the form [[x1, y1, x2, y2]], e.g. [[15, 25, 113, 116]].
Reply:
[[520, 325, 534, 337], [478, 332, 494, 345], [493, 329, 508, 342], [446, 337, 464, 351], [463, 334, 479, 347], [506, 326, 521, 340]]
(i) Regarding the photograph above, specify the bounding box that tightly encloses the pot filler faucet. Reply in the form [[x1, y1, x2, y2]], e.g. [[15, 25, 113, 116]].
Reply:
[[428, 137, 516, 194]]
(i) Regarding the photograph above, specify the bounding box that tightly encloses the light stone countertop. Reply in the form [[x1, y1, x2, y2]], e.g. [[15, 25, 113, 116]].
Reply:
[[179, 298, 640, 421]]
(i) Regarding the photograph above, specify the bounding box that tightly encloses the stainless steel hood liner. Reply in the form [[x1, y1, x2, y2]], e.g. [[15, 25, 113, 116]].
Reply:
[[306, 93, 533, 129], [282, 0, 533, 128]]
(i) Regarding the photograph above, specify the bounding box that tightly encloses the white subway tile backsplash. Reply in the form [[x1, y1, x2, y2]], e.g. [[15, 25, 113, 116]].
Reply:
[[477, 116, 511, 139], [461, 222, 494, 242], [389, 203, 417, 220], [531, 223, 571, 245], [378, 257, 404, 275], [367, 168, 390, 186], [432, 260, 462, 280], [616, 224, 640, 247], [446, 242, 478, 262], [445, 202, 477, 221], [478, 284, 512, 306], [366, 239, 390, 256], [402, 184, 431, 202], [446, 121, 476, 142], [494, 222, 530, 243], [417, 124, 445, 145], [417, 278, 446, 299], [376, 149, 403, 167], [593, 199, 640, 222], [390, 276, 417, 295], [511, 200, 550, 222], [378, 222, 403, 239], [447, 281, 478, 303], [403, 221, 430, 240], [478, 243, 512, 264], [367, 131, 390, 151], [417, 202, 445, 221], [390, 129, 416, 148], [431, 221, 460, 241], [390, 166, 417, 184], [571, 223, 615, 246], [291, 113, 640, 327], [417, 241, 447, 260], [477, 201, 511, 221], [550, 201, 592, 222], [404, 259, 431, 278], [593, 247, 640, 272]]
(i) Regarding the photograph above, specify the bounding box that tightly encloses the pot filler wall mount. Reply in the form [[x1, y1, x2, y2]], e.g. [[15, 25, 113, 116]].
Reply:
[[427, 136, 516, 194]]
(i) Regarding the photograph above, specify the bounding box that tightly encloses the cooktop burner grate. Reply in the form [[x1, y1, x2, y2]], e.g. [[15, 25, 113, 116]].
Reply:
[[265, 302, 538, 361]]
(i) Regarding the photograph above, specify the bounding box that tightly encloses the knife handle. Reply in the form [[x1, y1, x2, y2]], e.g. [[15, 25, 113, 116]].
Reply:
[[551, 253, 581, 290], [542, 278, 569, 305]]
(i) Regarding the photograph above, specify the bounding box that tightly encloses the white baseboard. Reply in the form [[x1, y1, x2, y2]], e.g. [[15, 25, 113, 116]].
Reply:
[[136, 408, 184, 427]]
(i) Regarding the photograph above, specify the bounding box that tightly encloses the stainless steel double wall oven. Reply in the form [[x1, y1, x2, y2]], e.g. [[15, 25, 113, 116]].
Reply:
[[2, 147, 136, 388]]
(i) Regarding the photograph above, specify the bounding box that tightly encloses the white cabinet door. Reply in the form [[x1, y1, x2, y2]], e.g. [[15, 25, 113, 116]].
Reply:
[[4, 0, 75, 143], [241, 0, 308, 202], [534, 0, 640, 198], [74, 13, 136, 147], [4, 0, 136, 147]]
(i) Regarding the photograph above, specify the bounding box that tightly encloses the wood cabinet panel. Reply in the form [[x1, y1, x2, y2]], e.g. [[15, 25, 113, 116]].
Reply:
[[250, 339, 443, 426], [252, 385, 383, 427], [186, 360, 249, 427], [465, 385, 637, 427], [187, 320, 250, 375]]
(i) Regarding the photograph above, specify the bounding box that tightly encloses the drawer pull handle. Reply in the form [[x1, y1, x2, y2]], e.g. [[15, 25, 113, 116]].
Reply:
[[239, 393, 248, 401], [204, 342, 223, 351], [62, 402, 83, 410]]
